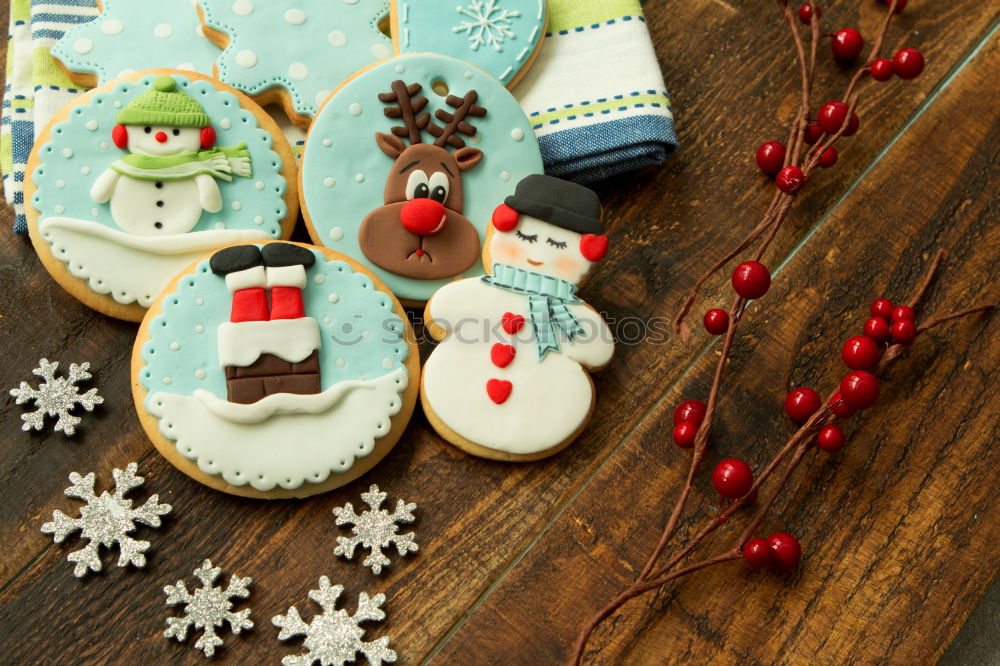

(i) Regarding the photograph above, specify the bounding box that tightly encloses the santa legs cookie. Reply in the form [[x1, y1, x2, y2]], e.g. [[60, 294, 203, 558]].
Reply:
[[26, 70, 298, 321], [300, 54, 543, 304], [421, 175, 613, 461], [133, 241, 419, 499]]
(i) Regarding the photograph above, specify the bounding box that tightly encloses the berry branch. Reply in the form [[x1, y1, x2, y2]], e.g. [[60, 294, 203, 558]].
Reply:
[[568, 3, 992, 664]]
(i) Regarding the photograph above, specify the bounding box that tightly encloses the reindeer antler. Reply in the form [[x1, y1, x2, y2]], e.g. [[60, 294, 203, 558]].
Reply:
[[378, 80, 431, 145], [427, 91, 487, 149]]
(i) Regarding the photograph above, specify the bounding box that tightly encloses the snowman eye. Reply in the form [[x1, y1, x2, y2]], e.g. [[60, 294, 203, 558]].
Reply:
[[546, 238, 568, 249], [404, 170, 430, 200], [144, 126, 152, 134], [516, 231, 538, 244], [172, 129, 180, 136]]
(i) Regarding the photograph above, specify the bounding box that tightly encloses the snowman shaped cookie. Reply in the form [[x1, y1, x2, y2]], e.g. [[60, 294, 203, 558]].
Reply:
[[421, 174, 614, 461]]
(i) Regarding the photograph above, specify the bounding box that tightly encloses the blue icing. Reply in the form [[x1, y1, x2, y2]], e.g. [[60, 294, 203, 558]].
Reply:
[[140, 246, 408, 406], [199, 0, 393, 118], [32, 73, 287, 237], [396, 0, 546, 85], [300, 54, 543, 303], [51, 0, 220, 85]]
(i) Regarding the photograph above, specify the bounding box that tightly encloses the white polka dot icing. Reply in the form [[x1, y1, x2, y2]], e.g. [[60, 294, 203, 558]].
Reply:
[[73, 39, 94, 54], [284, 8, 306, 24], [328, 31, 347, 47], [154, 23, 173, 38], [100, 20, 123, 35], [236, 50, 258, 68], [232, 0, 253, 16], [289, 63, 309, 81]]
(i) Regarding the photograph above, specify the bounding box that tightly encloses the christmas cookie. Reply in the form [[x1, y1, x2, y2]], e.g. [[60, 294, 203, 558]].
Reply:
[[196, 0, 393, 128], [392, 0, 547, 88], [51, 0, 220, 88], [26, 70, 298, 322], [300, 53, 543, 304], [421, 175, 613, 461], [132, 241, 420, 499]]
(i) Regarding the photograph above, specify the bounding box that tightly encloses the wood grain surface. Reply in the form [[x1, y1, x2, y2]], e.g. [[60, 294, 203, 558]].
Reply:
[[0, 1, 997, 664]]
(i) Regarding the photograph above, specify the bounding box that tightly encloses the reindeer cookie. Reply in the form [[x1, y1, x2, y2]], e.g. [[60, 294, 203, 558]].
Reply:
[[132, 241, 420, 499], [26, 70, 297, 321], [300, 54, 543, 304], [421, 175, 614, 461]]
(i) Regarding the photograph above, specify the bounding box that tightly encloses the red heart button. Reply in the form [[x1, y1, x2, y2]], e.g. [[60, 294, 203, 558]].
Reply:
[[490, 343, 516, 368], [486, 379, 513, 404], [502, 312, 525, 334]]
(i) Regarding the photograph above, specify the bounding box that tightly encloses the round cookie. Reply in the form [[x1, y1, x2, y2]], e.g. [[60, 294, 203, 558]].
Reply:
[[392, 0, 547, 89], [51, 0, 221, 88], [26, 70, 298, 322], [300, 53, 543, 305], [132, 241, 420, 499], [196, 0, 393, 128], [421, 175, 613, 461]]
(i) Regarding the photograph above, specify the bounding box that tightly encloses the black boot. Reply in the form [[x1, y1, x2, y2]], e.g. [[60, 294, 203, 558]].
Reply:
[[209, 244, 264, 275], [261, 242, 316, 268]]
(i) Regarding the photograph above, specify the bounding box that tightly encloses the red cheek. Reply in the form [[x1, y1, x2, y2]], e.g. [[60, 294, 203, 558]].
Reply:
[[493, 239, 524, 262], [554, 257, 584, 277]]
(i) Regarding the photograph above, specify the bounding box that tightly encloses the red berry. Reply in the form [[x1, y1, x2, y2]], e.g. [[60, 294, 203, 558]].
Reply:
[[731, 261, 772, 299], [776, 165, 806, 193], [892, 305, 916, 321], [798, 3, 820, 24], [831, 28, 864, 61], [743, 538, 774, 569], [870, 298, 894, 318], [785, 387, 822, 423], [818, 101, 849, 134], [815, 146, 838, 168], [841, 335, 881, 370], [840, 371, 880, 409], [817, 424, 846, 452], [893, 48, 924, 79], [804, 122, 823, 145], [881, 0, 907, 13], [891, 319, 918, 344], [767, 532, 802, 572], [864, 316, 891, 341], [674, 399, 707, 426], [843, 112, 860, 137], [673, 421, 698, 448], [755, 141, 786, 175], [703, 308, 730, 335], [870, 58, 894, 81], [829, 392, 857, 419], [712, 458, 754, 499]]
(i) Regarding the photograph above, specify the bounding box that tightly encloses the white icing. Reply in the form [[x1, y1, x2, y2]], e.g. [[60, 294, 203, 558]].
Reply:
[[328, 293, 339, 303], [316, 90, 332, 108], [74, 38, 94, 54], [265, 264, 307, 289], [348, 102, 362, 116], [62, 148, 74, 158], [370, 43, 391, 59], [154, 23, 174, 38], [100, 19, 124, 35], [232, 0, 254, 16], [38, 217, 269, 307], [289, 63, 309, 80], [216, 318, 321, 367], [500, 170, 511, 181], [221, 118, 233, 129], [511, 128, 524, 141], [328, 31, 347, 47], [236, 50, 258, 68], [195, 369, 207, 379], [284, 8, 306, 24], [423, 274, 614, 456], [147, 368, 406, 491], [329, 226, 343, 240], [313, 274, 326, 284], [323, 177, 335, 188], [86, 120, 98, 131], [224, 265, 266, 292], [355, 173, 364, 183]]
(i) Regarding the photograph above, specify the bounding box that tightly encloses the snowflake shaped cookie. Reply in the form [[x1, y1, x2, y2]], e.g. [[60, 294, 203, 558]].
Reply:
[[332, 485, 417, 575], [198, 0, 393, 126], [454, 0, 521, 51], [51, 0, 219, 88], [41, 462, 172, 578], [164, 559, 253, 657], [273, 576, 395, 666], [10, 358, 103, 436]]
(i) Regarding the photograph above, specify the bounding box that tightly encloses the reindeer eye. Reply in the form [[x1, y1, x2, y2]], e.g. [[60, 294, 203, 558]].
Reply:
[[546, 238, 568, 249], [428, 172, 450, 204], [516, 231, 538, 244], [405, 170, 430, 200]]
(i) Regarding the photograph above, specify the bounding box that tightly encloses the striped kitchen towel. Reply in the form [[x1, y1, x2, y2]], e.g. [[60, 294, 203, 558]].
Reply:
[[515, 0, 677, 183]]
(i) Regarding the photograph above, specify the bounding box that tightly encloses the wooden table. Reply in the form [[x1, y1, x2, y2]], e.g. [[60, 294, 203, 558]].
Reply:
[[1, 1, 997, 664]]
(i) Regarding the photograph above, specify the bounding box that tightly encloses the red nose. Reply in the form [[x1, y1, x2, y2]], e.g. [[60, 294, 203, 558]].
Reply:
[[400, 198, 447, 236], [155, 131, 168, 143]]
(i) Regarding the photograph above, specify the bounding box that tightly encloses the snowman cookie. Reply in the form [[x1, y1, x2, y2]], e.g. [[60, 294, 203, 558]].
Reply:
[[133, 241, 420, 499], [197, 0, 393, 128], [300, 53, 543, 305], [421, 175, 613, 461], [52, 0, 220, 88], [392, 0, 547, 88], [27, 70, 298, 321]]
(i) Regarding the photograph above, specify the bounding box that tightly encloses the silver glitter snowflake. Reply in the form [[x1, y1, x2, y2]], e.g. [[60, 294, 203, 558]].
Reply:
[[41, 462, 172, 578], [332, 485, 417, 575], [164, 559, 254, 658], [10, 358, 103, 435], [453, 0, 520, 51], [273, 576, 396, 666]]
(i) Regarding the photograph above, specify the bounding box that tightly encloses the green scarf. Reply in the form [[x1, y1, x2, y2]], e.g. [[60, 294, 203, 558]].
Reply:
[[110, 143, 252, 182], [481, 263, 584, 360]]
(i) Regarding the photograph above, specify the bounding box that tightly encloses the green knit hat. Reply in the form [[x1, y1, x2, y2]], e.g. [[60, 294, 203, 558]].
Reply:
[[116, 76, 210, 128]]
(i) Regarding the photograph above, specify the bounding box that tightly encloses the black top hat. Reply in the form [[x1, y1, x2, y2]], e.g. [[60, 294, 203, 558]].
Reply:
[[504, 174, 602, 235]]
